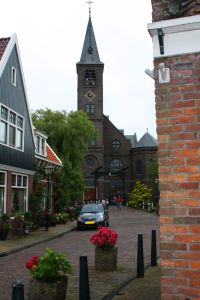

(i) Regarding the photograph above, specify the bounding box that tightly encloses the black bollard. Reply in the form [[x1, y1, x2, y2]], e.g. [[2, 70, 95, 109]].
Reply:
[[79, 256, 90, 300], [137, 233, 144, 278], [12, 280, 24, 300], [151, 229, 157, 267]]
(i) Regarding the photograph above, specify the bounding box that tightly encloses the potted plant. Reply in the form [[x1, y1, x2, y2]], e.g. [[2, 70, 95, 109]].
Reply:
[[26, 248, 73, 300], [0, 214, 10, 240], [90, 226, 118, 271]]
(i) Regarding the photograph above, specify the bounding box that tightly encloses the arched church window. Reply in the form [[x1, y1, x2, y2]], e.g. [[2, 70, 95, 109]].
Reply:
[[85, 70, 96, 87], [110, 159, 123, 172], [86, 158, 94, 169], [112, 140, 120, 151], [136, 160, 143, 175]]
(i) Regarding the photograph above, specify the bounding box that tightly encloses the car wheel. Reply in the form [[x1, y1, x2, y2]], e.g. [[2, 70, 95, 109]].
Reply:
[[77, 225, 83, 231]]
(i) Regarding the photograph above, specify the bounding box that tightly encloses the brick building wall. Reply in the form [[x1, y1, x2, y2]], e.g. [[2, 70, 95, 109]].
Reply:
[[155, 53, 200, 300], [150, 1, 200, 299]]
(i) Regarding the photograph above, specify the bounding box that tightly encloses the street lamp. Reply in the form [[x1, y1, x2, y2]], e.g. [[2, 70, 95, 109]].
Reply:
[[154, 178, 159, 205], [44, 164, 54, 231]]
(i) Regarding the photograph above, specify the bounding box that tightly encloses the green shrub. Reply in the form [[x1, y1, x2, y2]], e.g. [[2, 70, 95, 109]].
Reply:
[[128, 180, 152, 208]]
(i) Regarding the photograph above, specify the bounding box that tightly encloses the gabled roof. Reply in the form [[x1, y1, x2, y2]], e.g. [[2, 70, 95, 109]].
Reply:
[[125, 134, 138, 148], [46, 144, 62, 167], [78, 16, 103, 64], [135, 132, 157, 148], [0, 38, 10, 60], [0, 34, 35, 147], [34, 129, 62, 167], [103, 115, 132, 148]]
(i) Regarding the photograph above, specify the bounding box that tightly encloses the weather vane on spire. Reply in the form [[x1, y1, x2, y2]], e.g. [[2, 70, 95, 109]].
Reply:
[[86, 0, 93, 16]]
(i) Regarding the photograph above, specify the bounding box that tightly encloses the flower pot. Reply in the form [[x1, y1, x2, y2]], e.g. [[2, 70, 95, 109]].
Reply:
[[28, 275, 68, 300], [95, 247, 118, 271]]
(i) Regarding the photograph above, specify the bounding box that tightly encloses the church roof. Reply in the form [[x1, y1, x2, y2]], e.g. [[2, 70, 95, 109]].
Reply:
[[78, 16, 103, 64], [125, 134, 137, 148], [135, 132, 157, 148]]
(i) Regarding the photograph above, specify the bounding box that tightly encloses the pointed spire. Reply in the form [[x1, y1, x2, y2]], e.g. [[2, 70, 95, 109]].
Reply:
[[78, 14, 103, 64], [86, 1, 93, 17]]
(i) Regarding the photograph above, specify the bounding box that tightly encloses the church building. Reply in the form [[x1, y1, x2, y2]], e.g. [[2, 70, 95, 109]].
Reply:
[[76, 11, 157, 202]]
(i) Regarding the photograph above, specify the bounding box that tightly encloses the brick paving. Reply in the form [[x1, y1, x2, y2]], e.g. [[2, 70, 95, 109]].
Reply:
[[0, 206, 160, 300]]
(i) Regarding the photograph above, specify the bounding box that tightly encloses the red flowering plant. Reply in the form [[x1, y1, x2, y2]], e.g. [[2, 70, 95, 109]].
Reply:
[[26, 248, 72, 281], [90, 227, 118, 250]]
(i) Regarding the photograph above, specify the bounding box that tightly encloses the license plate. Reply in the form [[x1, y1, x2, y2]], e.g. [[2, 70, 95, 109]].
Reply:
[[85, 221, 95, 224]]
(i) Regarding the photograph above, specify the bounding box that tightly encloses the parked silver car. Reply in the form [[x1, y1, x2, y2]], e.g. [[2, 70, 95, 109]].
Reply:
[[77, 203, 109, 230]]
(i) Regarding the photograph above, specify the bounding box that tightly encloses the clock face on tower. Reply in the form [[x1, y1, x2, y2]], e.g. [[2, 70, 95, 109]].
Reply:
[[85, 90, 95, 102]]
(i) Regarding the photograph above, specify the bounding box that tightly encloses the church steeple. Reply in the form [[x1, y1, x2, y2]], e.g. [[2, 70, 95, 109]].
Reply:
[[78, 15, 103, 64]]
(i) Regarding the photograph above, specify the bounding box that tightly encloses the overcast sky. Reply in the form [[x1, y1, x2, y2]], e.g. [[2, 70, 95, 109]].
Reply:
[[0, 0, 156, 140]]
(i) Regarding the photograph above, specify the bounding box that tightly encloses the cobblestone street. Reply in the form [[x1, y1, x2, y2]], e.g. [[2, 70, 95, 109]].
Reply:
[[0, 206, 159, 300]]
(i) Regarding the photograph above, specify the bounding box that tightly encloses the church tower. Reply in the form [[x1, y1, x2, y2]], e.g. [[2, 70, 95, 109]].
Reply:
[[76, 10, 104, 200]]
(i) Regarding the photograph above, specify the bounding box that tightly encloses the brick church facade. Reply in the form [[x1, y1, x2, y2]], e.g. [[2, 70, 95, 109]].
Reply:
[[76, 14, 157, 202]]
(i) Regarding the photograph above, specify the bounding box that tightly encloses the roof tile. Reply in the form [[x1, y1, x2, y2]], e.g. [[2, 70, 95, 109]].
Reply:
[[0, 37, 10, 60], [46, 144, 62, 166]]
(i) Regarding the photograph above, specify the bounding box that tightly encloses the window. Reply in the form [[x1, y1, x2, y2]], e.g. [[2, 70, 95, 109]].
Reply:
[[11, 67, 17, 86], [85, 104, 95, 114], [86, 158, 94, 169], [89, 139, 96, 146], [110, 159, 123, 172], [0, 104, 24, 150], [41, 138, 45, 156], [35, 134, 46, 156], [0, 172, 6, 216], [85, 70, 96, 87], [136, 160, 143, 176], [11, 173, 28, 214], [112, 140, 120, 151]]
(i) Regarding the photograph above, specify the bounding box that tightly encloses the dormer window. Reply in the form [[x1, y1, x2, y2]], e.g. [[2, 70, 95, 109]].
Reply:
[[35, 134, 46, 157], [87, 46, 93, 54], [11, 67, 17, 86]]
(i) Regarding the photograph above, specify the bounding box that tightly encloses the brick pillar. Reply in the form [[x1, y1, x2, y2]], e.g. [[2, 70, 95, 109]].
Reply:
[[149, 2, 200, 299]]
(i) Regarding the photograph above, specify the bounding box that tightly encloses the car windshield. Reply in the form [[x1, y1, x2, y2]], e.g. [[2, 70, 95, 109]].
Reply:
[[81, 204, 103, 214]]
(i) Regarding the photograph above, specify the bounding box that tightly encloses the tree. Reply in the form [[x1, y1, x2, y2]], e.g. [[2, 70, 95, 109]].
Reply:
[[32, 108, 97, 206], [32, 109, 97, 166], [128, 180, 152, 208]]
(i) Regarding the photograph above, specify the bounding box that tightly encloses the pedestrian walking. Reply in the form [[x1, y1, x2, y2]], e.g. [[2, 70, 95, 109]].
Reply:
[[116, 193, 123, 210]]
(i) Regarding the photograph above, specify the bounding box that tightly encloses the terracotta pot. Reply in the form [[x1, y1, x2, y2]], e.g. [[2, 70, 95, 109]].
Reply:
[[28, 275, 68, 300], [95, 247, 118, 271]]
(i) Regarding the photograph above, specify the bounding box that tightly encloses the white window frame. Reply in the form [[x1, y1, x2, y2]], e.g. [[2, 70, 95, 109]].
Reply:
[[35, 134, 46, 157], [11, 173, 28, 213], [11, 66, 17, 86], [0, 103, 24, 151], [0, 171, 7, 215]]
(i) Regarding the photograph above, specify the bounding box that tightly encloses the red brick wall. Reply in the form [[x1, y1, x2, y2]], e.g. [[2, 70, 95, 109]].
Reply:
[[154, 53, 200, 299], [151, 0, 200, 22]]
